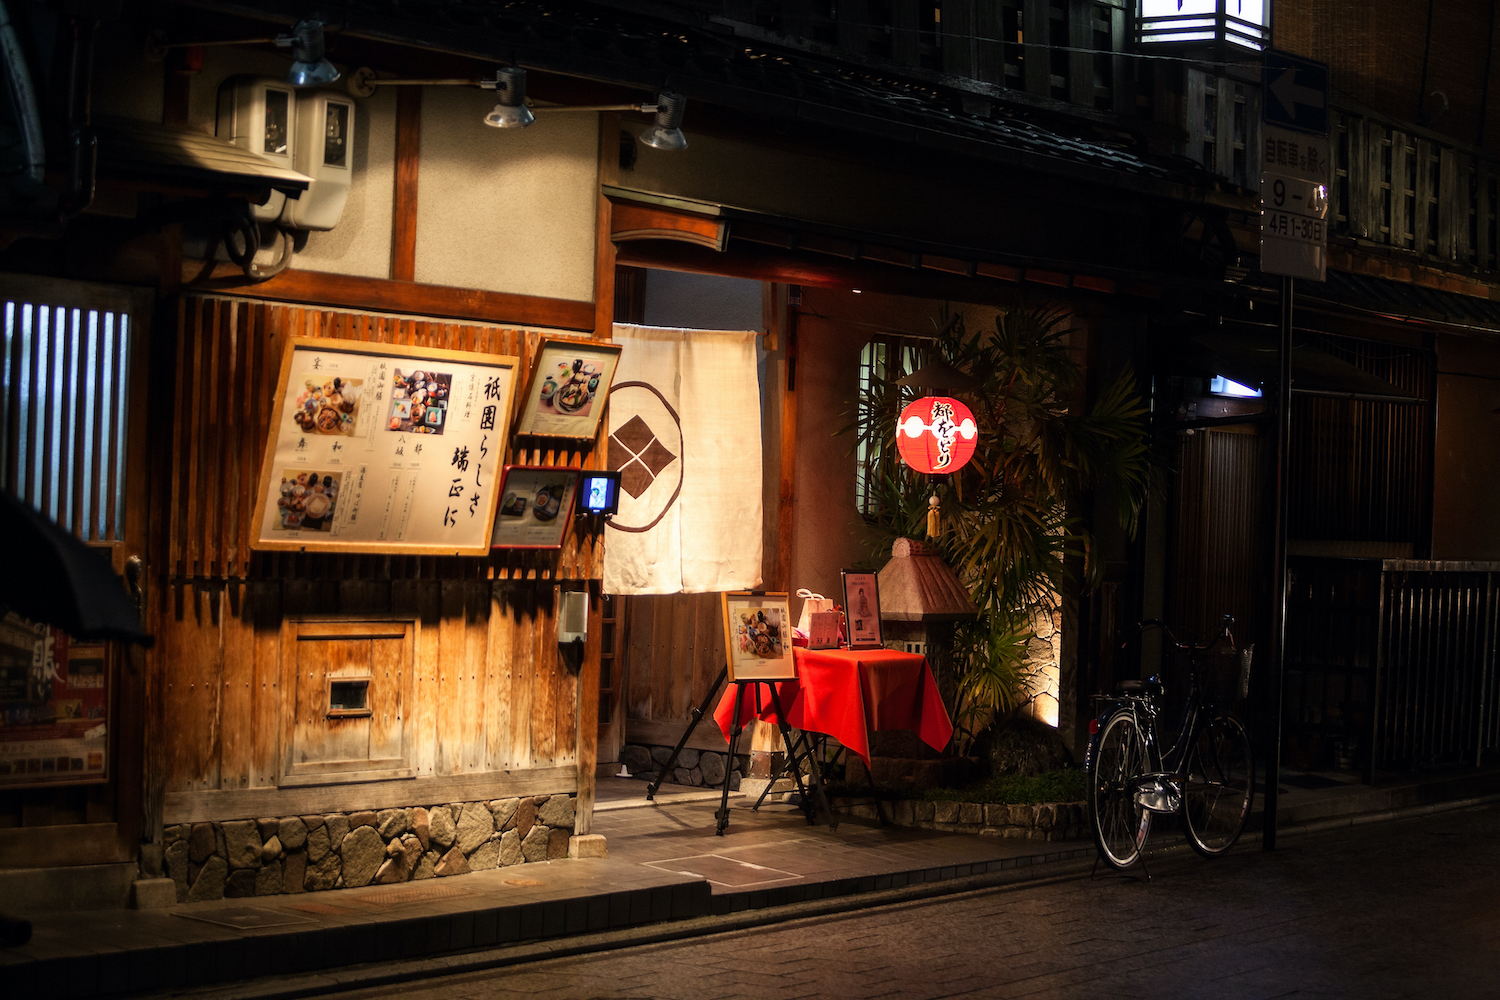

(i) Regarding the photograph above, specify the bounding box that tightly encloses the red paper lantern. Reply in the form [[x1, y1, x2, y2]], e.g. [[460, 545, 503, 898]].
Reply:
[[897, 396, 977, 474]]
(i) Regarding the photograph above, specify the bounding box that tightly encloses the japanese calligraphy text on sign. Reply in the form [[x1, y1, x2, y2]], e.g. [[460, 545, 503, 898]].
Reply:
[[250, 337, 519, 555]]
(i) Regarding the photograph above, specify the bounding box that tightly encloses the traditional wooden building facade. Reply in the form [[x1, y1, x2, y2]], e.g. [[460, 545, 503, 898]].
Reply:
[[4, 0, 1500, 911]]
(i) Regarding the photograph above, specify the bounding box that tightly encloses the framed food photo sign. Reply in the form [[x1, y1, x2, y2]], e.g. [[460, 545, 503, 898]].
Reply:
[[722, 592, 796, 681], [490, 466, 580, 549], [514, 338, 622, 439], [841, 570, 884, 650], [250, 337, 518, 555]]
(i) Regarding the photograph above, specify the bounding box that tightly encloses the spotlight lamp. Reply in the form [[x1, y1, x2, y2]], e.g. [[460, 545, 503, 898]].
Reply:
[[482, 67, 535, 129], [639, 91, 687, 150], [145, 18, 339, 88], [279, 19, 340, 88]]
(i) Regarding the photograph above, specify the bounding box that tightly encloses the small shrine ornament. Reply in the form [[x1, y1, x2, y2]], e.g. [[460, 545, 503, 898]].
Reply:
[[897, 396, 978, 475]]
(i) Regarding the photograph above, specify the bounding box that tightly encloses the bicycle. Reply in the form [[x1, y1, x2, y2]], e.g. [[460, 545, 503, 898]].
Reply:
[[1085, 615, 1255, 872]]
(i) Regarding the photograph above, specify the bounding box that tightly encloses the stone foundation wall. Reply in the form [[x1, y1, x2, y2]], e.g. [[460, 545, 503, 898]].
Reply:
[[619, 745, 749, 789], [835, 797, 1086, 841], [163, 794, 576, 902]]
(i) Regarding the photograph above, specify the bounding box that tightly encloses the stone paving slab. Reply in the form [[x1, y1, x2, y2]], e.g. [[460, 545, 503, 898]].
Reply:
[[6, 767, 1500, 998]]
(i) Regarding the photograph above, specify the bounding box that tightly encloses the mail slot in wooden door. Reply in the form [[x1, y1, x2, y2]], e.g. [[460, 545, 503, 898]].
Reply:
[[282, 620, 413, 786]]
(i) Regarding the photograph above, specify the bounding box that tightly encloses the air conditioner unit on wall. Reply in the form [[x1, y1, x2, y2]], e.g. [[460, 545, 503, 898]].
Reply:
[[281, 90, 355, 231], [216, 75, 297, 222], [215, 76, 355, 232]]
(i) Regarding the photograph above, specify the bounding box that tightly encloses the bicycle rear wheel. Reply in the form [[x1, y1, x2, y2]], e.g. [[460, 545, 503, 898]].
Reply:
[[1183, 712, 1254, 857], [1089, 708, 1152, 869]]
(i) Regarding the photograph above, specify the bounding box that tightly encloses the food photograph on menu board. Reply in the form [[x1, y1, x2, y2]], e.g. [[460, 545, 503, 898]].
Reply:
[[250, 337, 518, 555], [490, 466, 580, 550], [721, 592, 795, 681], [841, 570, 884, 649], [514, 339, 622, 439]]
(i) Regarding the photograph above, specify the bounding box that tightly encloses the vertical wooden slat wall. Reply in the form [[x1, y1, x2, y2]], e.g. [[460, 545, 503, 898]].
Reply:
[[159, 295, 604, 795]]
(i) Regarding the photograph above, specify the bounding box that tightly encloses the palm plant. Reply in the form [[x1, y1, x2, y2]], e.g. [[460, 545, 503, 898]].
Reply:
[[850, 305, 1154, 752]]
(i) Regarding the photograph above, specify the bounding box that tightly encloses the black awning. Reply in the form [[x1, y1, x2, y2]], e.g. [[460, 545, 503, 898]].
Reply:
[[1174, 333, 1422, 403]]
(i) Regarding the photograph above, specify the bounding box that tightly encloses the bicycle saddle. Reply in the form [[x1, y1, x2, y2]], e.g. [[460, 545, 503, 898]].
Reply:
[[1116, 677, 1162, 695]]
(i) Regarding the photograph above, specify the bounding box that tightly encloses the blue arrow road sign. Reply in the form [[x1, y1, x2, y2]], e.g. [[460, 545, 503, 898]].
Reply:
[[1263, 50, 1329, 136]]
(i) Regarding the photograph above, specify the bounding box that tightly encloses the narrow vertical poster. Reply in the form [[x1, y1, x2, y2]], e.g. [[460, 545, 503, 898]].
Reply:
[[250, 337, 518, 555]]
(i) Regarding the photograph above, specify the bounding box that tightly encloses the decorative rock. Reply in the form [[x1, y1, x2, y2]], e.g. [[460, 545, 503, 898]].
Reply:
[[163, 824, 186, 845], [385, 838, 403, 858], [187, 856, 228, 902], [429, 807, 457, 851], [255, 860, 283, 896], [261, 835, 283, 862], [520, 824, 550, 863], [375, 836, 424, 884], [256, 817, 279, 841], [413, 850, 438, 880], [283, 851, 307, 894], [188, 823, 216, 865], [411, 807, 430, 851], [958, 802, 984, 825], [933, 800, 962, 825], [678, 748, 701, 769], [376, 808, 409, 840], [468, 840, 500, 870], [649, 745, 675, 766], [536, 795, 574, 830], [279, 817, 308, 851], [699, 752, 726, 785], [456, 801, 493, 854], [304, 853, 339, 891], [131, 877, 177, 909], [222, 820, 263, 870], [673, 767, 695, 786], [489, 798, 519, 832], [433, 845, 470, 877], [546, 828, 570, 860], [348, 810, 377, 830], [340, 826, 385, 888], [326, 814, 350, 847], [301, 814, 325, 831], [224, 867, 258, 898], [498, 829, 522, 866], [729, 771, 741, 792], [515, 798, 538, 841], [567, 834, 607, 859], [620, 744, 653, 775], [306, 825, 331, 863], [166, 840, 190, 901]]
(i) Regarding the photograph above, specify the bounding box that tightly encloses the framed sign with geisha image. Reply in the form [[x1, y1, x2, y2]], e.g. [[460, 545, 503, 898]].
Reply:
[[250, 337, 518, 555]]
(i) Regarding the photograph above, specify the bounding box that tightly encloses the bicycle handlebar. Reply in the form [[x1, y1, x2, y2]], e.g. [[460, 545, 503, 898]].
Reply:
[[1129, 614, 1235, 653]]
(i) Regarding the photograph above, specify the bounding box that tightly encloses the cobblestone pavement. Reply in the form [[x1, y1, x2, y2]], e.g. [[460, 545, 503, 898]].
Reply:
[[322, 802, 1500, 1000]]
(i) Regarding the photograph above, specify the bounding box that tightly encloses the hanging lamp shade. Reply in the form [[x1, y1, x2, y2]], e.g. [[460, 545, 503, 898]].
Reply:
[[897, 396, 978, 475]]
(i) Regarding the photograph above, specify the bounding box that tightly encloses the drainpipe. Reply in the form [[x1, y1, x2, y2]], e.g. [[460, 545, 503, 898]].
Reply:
[[60, 11, 100, 217], [0, 0, 45, 186]]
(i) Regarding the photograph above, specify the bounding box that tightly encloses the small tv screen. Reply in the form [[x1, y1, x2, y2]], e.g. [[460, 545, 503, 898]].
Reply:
[[578, 472, 620, 516]]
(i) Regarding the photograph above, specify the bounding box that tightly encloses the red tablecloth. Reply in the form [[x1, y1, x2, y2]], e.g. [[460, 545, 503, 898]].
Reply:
[[712, 648, 954, 765]]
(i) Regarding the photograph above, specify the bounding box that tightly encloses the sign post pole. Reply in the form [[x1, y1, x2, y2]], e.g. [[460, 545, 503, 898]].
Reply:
[[1259, 49, 1329, 850]]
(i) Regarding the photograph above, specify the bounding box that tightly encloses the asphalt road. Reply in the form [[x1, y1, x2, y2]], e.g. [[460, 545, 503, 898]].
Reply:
[[323, 803, 1500, 1000]]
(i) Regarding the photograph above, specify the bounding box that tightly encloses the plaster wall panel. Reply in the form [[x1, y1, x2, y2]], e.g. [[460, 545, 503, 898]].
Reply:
[[1431, 334, 1500, 559], [92, 33, 165, 122], [414, 89, 597, 301]]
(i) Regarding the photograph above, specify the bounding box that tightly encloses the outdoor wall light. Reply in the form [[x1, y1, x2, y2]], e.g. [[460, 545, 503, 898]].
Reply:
[[147, 18, 340, 88], [482, 67, 536, 129], [346, 68, 687, 148], [638, 91, 687, 150]]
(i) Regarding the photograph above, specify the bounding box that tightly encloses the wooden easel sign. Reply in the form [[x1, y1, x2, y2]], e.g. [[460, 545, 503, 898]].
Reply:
[[721, 592, 795, 681]]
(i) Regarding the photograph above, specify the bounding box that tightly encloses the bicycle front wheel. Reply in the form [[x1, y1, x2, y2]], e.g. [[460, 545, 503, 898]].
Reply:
[[1089, 708, 1152, 869], [1183, 712, 1254, 857]]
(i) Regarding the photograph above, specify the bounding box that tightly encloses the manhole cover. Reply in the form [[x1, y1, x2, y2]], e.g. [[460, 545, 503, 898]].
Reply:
[[174, 906, 314, 930], [505, 878, 546, 887], [644, 854, 800, 887]]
